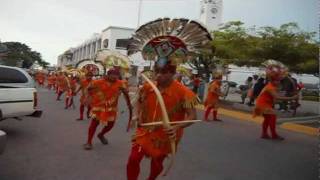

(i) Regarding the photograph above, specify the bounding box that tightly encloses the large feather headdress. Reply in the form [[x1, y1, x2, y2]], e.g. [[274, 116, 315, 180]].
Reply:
[[262, 60, 288, 81], [127, 18, 212, 67], [95, 49, 131, 72]]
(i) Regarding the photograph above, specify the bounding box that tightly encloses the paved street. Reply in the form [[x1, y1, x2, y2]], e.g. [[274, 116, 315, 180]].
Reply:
[[0, 87, 317, 180]]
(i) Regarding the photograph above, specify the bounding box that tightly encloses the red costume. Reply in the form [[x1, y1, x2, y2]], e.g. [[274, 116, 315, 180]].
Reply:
[[126, 17, 212, 180], [253, 60, 290, 140], [77, 77, 92, 120], [65, 77, 77, 109], [204, 70, 223, 121], [84, 69, 131, 150], [35, 72, 46, 86], [254, 82, 280, 139], [204, 78, 222, 121], [56, 73, 68, 101], [127, 80, 198, 180], [47, 74, 56, 90]]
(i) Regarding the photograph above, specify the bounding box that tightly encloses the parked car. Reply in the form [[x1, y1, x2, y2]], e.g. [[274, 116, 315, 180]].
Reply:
[[0, 130, 6, 154], [0, 65, 42, 120]]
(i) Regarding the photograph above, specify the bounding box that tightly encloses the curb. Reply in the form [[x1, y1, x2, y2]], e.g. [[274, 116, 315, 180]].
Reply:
[[196, 105, 318, 136]]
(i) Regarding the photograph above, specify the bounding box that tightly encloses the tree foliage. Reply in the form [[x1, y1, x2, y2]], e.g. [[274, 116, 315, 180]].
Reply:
[[189, 21, 318, 76], [0, 42, 49, 68]]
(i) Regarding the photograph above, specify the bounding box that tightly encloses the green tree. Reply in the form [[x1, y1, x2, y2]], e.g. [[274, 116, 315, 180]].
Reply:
[[256, 22, 318, 73], [207, 21, 318, 74], [1, 42, 49, 68]]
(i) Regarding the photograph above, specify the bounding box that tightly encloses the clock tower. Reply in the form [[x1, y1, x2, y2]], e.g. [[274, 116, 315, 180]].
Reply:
[[200, 0, 223, 31]]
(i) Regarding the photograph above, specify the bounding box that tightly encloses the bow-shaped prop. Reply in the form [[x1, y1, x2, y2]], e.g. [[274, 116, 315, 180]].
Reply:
[[123, 92, 133, 132], [140, 73, 175, 176], [140, 74, 202, 176]]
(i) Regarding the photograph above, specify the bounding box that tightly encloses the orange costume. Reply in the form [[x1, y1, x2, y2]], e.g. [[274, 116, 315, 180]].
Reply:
[[65, 77, 77, 109], [253, 60, 289, 140], [77, 78, 92, 120], [89, 79, 125, 123], [36, 72, 46, 86], [126, 17, 212, 180], [47, 74, 56, 90], [85, 74, 130, 148], [204, 79, 222, 121], [253, 82, 280, 139], [253, 82, 277, 117], [56, 74, 68, 101], [127, 80, 198, 180]]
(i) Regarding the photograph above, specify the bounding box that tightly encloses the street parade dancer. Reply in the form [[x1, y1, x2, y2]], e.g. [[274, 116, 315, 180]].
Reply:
[[56, 72, 68, 101], [75, 71, 93, 120], [64, 74, 77, 109], [35, 71, 46, 87], [47, 73, 56, 90], [83, 67, 132, 150], [204, 70, 224, 122], [253, 60, 298, 140], [125, 18, 212, 180]]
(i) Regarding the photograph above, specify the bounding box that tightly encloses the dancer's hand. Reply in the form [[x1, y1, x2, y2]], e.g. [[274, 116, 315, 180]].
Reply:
[[130, 116, 138, 129], [164, 126, 180, 140]]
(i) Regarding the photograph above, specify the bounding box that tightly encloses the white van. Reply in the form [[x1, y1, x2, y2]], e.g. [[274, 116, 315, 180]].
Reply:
[[0, 65, 42, 120]]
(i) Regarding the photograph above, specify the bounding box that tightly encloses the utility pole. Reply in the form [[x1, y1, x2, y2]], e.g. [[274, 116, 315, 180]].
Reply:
[[137, 0, 143, 27]]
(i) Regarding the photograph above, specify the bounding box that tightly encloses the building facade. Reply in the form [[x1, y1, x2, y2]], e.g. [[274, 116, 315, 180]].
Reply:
[[57, 26, 148, 71], [200, 0, 223, 31]]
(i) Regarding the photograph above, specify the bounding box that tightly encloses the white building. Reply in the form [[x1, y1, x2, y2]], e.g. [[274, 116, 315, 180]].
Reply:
[[57, 26, 149, 74], [200, 0, 223, 31], [57, 49, 74, 69]]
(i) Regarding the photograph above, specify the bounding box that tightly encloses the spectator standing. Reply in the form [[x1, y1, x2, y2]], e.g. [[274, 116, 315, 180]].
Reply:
[[240, 76, 253, 104], [192, 75, 201, 94], [247, 75, 259, 106], [252, 77, 266, 102]]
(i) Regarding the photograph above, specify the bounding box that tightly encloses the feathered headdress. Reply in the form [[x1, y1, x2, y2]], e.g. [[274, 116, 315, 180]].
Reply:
[[75, 60, 105, 76], [127, 18, 212, 68], [212, 69, 223, 79], [176, 65, 192, 77], [262, 60, 288, 81], [95, 50, 131, 70], [212, 64, 225, 79]]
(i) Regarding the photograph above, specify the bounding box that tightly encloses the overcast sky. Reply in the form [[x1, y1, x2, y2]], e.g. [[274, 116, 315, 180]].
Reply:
[[0, 0, 318, 65]]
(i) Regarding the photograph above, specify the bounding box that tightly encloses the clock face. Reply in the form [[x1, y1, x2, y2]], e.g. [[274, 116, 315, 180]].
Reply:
[[211, 7, 218, 14]]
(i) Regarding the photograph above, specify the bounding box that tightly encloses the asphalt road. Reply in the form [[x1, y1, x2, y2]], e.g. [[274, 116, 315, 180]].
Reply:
[[0, 87, 317, 180]]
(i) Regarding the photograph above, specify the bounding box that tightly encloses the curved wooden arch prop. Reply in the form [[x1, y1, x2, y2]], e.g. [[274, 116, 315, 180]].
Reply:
[[75, 59, 105, 75]]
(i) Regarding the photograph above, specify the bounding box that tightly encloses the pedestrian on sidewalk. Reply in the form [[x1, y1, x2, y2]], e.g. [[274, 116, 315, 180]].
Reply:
[[240, 76, 253, 104], [83, 68, 132, 150], [247, 75, 258, 106], [192, 74, 201, 94], [204, 70, 225, 122], [253, 60, 298, 140], [252, 77, 266, 102]]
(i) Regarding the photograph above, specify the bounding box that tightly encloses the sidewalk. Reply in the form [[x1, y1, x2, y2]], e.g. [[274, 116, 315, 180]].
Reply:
[[127, 77, 319, 135], [223, 93, 319, 118], [198, 93, 319, 136]]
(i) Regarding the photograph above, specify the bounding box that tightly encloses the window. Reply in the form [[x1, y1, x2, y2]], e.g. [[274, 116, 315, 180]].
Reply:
[[97, 39, 102, 50], [93, 43, 96, 53], [116, 39, 130, 49], [0, 67, 28, 83], [103, 39, 109, 48]]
